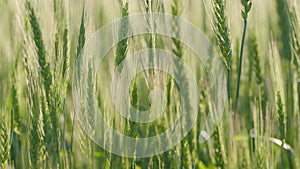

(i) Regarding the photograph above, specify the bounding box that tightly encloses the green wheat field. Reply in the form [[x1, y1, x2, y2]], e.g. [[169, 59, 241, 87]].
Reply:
[[0, 0, 300, 168]]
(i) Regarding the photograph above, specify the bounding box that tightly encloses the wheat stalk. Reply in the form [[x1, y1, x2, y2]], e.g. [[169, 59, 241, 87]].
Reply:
[[235, 0, 252, 110]]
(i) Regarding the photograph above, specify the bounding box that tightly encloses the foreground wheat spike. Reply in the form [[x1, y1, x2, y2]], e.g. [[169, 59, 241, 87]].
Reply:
[[241, 0, 252, 20], [212, 0, 232, 110], [26, 1, 52, 105], [235, 0, 252, 110], [211, 0, 231, 168]]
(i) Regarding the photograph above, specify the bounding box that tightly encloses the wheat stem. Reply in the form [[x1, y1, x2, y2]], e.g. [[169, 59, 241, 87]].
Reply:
[[235, 0, 252, 111]]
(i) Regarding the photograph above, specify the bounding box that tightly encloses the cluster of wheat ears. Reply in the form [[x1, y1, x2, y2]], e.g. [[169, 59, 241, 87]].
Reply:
[[0, 0, 300, 168]]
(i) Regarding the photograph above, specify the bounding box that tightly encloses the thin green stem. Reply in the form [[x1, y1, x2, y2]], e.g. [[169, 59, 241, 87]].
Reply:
[[235, 20, 248, 112]]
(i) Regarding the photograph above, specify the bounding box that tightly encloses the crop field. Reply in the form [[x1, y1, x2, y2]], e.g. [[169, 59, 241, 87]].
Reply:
[[0, 0, 300, 168]]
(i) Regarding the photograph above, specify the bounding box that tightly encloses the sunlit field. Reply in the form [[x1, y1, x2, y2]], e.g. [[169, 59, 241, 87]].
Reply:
[[0, 0, 300, 168]]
